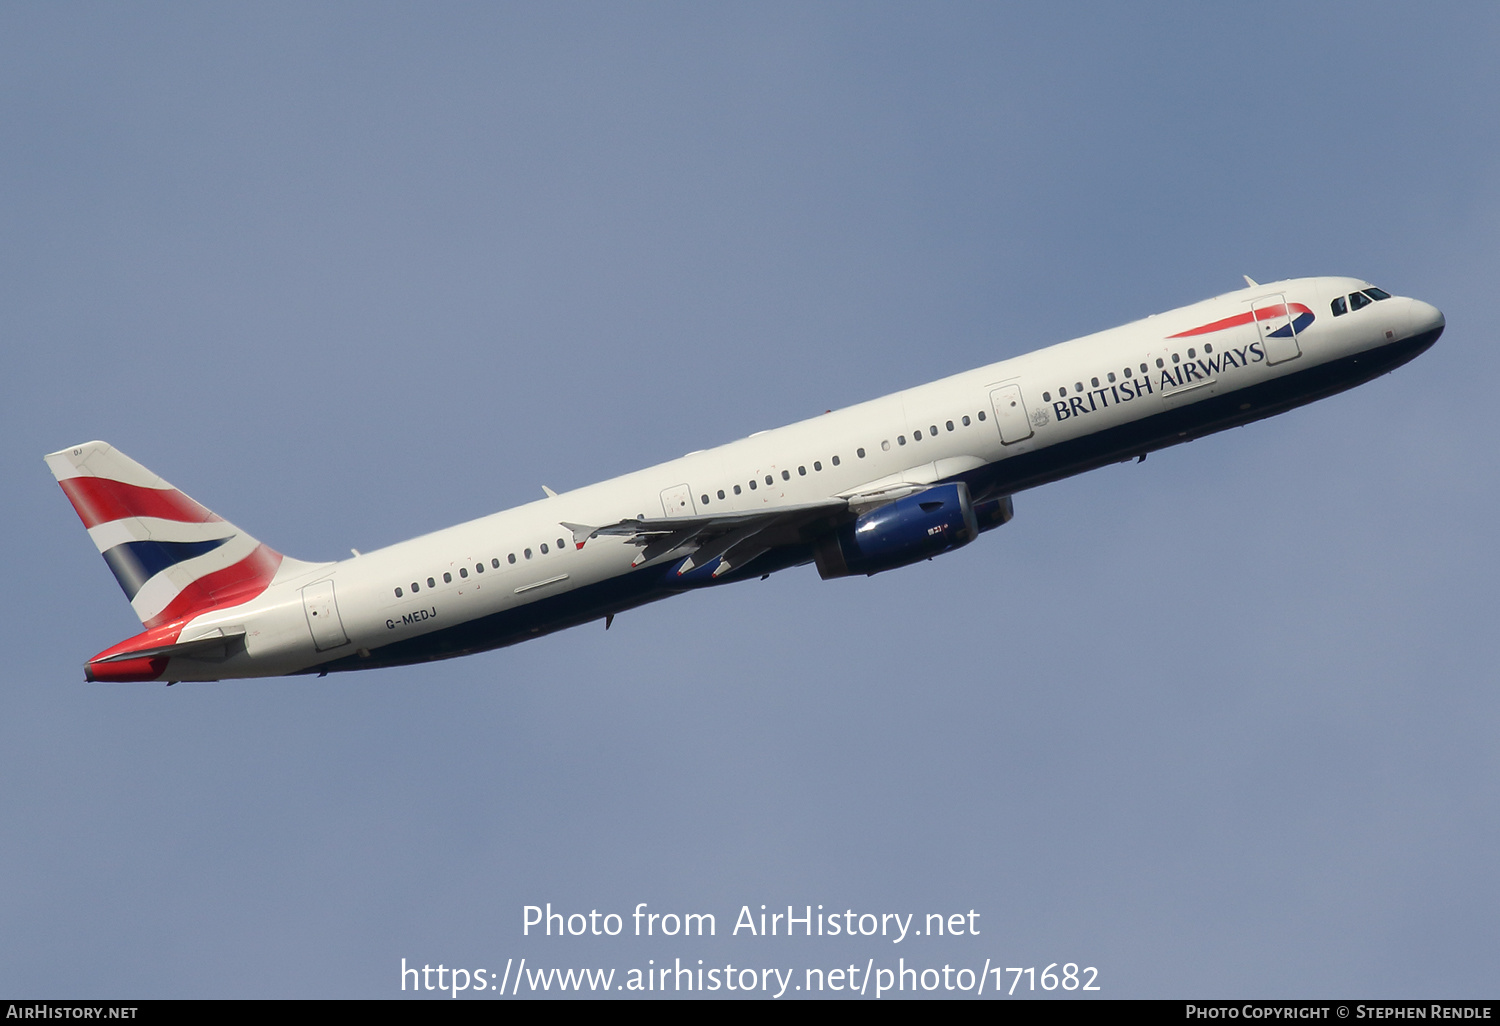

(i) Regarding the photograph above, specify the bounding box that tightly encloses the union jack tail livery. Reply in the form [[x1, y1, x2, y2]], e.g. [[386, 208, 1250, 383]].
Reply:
[[45, 442, 334, 682], [45, 441, 285, 628]]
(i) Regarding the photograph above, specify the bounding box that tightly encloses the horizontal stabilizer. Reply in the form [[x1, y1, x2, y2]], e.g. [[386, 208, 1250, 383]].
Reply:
[[93, 627, 247, 664], [84, 624, 248, 683]]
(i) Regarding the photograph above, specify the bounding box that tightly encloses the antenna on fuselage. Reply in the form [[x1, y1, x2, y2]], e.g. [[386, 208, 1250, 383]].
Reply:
[[1243, 275, 1259, 287]]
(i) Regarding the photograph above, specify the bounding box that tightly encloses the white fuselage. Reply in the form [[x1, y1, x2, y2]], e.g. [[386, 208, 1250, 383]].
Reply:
[[155, 276, 1444, 680]]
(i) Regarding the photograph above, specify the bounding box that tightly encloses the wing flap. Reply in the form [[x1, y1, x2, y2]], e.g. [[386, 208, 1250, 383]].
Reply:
[[562, 497, 850, 570], [564, 497, 847, 543]]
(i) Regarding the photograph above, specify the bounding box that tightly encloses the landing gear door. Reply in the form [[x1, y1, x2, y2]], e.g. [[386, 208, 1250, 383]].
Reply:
[[1250, 293, 1303, 366], [301, 580, 350, 652], [660, 483, 697, 518], [989, 384, 1035, 444]]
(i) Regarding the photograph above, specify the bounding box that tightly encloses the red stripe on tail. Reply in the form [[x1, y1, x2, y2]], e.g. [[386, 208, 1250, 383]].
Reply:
[[58, 477, 221, 529], [143, 544, 283, 628]]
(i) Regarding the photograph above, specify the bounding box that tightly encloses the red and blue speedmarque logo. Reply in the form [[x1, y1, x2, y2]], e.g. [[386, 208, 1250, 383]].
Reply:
[[1169, 301, 1314, 340]]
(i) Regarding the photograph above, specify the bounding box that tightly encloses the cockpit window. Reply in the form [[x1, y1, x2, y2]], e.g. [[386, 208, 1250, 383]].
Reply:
[[1331, 296, 1348, 316], [1349, 291, 1372, 311], [1363, 287, 1391, 301]]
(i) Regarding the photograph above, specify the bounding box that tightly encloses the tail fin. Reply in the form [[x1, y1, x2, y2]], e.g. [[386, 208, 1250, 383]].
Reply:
[[45, 441, 288, 629]]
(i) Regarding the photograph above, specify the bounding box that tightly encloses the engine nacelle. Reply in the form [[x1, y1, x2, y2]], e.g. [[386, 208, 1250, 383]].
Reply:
[[814, 482, 981, 579], [973, 494, 1014, 532]]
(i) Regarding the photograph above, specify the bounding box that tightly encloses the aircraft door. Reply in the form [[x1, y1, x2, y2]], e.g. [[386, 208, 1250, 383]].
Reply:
[[660, 483, 697, 518], [1250, 293, 1303, 366], [989, 384, 1035, 444], [301, 580, 350, 651]]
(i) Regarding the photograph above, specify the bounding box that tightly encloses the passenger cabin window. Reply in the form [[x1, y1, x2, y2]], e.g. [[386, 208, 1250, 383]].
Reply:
[[962, 416, 970, 426], [427, 577, 436, 588], [540, 543, 548, 554], [459, 568, 467, 578], [857, 447, 867, 457], [412, 582, 420, 593], [508, 554, 516, 564], [443, 572, 452, 583], [734, 485, 742, 494], [395, 587, 403, 598], [1331, 296, 1348, 316], [1349, 291, 1372, 311], [1043, 392, 1051, 402], [781, 470, 789, 480], [832, 455, 841, 466]]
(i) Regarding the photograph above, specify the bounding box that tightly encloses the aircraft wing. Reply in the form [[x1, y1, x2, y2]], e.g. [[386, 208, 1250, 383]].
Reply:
[[561, 497, 850, 578]]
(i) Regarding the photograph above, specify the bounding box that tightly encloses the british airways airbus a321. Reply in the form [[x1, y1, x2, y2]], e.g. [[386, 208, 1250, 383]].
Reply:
[[48, 276, 1443, 683]]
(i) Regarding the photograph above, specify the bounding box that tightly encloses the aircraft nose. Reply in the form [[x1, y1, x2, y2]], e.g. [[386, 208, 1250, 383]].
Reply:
[[1408, 298, 1445, 339]]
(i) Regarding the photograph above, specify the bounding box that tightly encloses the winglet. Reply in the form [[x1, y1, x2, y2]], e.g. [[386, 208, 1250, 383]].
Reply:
[[560, 522, 596, 550]]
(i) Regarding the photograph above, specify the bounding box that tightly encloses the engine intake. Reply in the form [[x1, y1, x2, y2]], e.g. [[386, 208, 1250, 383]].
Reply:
[[814, 482, 982, 579]]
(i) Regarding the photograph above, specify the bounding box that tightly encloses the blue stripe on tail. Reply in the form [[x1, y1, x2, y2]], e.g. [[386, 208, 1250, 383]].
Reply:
[[101, 537, 232, 600]]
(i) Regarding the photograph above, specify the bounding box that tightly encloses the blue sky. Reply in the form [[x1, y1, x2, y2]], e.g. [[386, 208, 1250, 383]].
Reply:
[[3, 3, 1497, 998]]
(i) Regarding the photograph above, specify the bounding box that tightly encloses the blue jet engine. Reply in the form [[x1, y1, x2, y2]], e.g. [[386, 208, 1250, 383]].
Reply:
[[814, 481, 995, 579]]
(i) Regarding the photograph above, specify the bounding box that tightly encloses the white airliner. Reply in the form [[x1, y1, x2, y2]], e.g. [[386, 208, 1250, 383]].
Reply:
[[47, 276, 1443, 683]]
